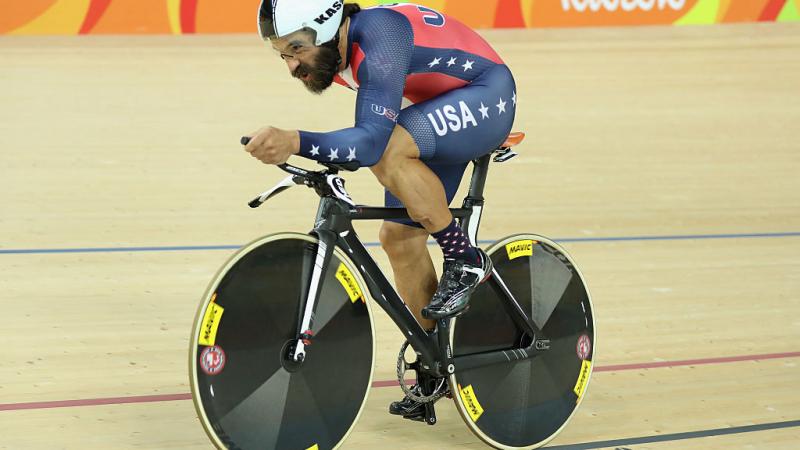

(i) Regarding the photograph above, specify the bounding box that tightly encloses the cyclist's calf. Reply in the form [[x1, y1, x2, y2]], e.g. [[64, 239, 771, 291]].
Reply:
[[378, 222, 428, 264], [378, 222, 438, 330]]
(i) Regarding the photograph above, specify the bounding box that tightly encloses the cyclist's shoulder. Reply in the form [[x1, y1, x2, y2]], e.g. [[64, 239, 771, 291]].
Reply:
[[350, 5, 414, 37], [348, 6, 414, 60]]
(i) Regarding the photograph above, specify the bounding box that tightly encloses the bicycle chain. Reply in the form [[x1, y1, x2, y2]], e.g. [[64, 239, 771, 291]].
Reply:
[[396, 341, 449, 404]]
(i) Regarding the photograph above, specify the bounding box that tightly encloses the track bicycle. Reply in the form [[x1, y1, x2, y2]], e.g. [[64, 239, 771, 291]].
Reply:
[[189, 132, 595, 449]]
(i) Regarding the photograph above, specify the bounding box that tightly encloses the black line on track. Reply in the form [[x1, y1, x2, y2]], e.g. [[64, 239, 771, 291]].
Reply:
[[546, 419, 800, 449]]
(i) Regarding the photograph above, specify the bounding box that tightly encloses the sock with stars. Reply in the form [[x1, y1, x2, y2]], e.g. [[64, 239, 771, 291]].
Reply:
[[431, 219, 479, 264]]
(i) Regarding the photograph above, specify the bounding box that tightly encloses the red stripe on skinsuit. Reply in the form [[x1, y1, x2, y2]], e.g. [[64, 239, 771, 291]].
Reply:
[[403, 72, 469, 104]]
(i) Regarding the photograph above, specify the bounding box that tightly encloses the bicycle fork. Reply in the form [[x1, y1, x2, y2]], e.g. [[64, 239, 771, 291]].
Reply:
[[290, 229, 338, 362]]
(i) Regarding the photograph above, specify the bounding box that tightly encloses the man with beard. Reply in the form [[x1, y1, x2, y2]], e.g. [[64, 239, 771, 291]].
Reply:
[[244, 0, 517, 421]]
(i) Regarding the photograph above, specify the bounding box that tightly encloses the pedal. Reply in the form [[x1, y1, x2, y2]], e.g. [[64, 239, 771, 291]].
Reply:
[[401, 409, 426, 422], [493, 148, 518, 163]]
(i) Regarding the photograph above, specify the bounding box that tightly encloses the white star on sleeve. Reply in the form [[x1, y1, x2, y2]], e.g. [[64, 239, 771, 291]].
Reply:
[[496, 98, 507, 114], [428, 57, 442, 68], [347, 147, 357, 161], [512, 91, 517, 106], [328, 148, 339, 161], [478, 102, 490, 119], [446, 57, 457, 67], [310, 145, 320, 156], [462, 60, 474, 72]]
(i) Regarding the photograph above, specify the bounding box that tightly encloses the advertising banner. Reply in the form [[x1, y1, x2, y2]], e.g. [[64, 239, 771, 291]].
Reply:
[[1, 0, 798, 35]]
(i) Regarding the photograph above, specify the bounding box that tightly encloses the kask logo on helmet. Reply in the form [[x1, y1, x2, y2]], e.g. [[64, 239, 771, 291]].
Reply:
[[314, 0, 343, 25], [561, 0, 686, 12]]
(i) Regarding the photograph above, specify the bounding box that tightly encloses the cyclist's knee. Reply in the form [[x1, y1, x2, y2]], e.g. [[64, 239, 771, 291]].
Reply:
[[406, 211, 436, 229]]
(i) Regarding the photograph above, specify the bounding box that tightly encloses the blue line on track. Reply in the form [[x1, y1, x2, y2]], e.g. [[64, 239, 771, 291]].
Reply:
[[1, 232, 798, 255], [546, 419, 800, 449], [554, 231, 800, 243], [0, 245, 244, 255]]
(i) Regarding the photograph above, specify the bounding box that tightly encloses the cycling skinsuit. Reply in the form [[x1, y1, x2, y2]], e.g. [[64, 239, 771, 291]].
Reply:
[[297, 4, 517, 226]]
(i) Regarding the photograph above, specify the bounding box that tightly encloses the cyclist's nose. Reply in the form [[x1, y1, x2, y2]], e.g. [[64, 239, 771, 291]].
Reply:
[[285, 59, 300, 75]]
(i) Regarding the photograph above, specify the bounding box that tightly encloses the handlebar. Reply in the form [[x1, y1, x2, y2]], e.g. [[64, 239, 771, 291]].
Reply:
[[240, 136, 359, 174], [240, 136, 359, 208]]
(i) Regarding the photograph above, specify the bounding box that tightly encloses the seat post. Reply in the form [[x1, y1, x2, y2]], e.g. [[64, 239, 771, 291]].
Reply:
[[459, 154, 491, 245], [466, 154, 491, 201], [459, 131, 523, 242]]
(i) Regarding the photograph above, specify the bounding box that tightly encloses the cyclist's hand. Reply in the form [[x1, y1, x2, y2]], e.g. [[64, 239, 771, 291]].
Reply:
[[244, 126, 300, 165]]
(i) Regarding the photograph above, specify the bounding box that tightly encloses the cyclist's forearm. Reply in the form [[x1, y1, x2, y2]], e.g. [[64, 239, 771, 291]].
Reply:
[[298, 123, 391, 167]]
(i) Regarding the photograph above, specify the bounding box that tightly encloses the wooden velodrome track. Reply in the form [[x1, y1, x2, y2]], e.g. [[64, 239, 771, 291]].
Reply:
[[1, 22, 799, 449]]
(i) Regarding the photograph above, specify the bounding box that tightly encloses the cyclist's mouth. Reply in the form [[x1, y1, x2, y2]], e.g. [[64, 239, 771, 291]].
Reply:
[[293, 66, 311, 82]]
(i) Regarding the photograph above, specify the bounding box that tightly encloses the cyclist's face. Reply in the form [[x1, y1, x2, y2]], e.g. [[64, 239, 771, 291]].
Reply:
[[271, 30, 340, 94]]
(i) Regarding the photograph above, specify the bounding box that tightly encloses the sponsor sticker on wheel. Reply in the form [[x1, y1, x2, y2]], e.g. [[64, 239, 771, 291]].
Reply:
[[336, 263, 364, 303], [505, 239, 535, 260], [199, 294, 224, 346], [576, 333, 591, 360], [199, 345, 226, 375], [458, 384, 485, 422], [573, 360, 591, 402]]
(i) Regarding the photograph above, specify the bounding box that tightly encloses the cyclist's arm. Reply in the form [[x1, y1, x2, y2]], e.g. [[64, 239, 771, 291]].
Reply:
[[297, 11, 413, 167]]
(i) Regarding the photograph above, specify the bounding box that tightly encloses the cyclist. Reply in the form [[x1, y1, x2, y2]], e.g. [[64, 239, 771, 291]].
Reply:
[[245, 0, 517, 420]]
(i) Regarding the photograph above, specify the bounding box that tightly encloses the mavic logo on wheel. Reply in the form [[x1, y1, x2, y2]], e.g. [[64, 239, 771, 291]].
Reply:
[[458, 384, 485, 422], [336, 263, 364, 303], [505, 239, 534, 260], [314, 0, 344, 24], [573, 360, 592, 402], [199, 295, 224, 346], [427, 101, 478, 137]]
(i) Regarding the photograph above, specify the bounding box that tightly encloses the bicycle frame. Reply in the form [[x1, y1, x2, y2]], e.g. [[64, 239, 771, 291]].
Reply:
[[289, 154, 548, 378]]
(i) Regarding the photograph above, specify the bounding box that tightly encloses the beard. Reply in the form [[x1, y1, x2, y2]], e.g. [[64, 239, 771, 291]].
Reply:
[[292, 42, 341, 94]]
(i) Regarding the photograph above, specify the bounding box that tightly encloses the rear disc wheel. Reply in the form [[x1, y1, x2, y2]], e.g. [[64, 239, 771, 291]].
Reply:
[[449, 234, 595, 449]]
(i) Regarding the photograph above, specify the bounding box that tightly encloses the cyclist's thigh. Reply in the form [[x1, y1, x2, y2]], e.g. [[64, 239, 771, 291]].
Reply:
[[397, 63, 517, 165]]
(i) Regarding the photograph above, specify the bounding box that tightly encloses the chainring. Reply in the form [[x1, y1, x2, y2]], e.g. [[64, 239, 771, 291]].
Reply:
[[396, 341, 448, 404]]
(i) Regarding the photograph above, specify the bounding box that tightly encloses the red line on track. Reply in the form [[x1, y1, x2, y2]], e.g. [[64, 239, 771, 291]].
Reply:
[[593, 351, 800, 372], [2, 351, 797, 413], [0, 393, 192, 412]]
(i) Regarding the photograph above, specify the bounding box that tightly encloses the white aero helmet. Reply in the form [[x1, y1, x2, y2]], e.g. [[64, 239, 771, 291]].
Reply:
[[258, 0, 345, 46]]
